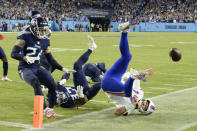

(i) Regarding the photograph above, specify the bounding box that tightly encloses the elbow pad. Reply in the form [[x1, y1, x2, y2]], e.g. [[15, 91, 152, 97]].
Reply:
[[11, 45, 24, 61]]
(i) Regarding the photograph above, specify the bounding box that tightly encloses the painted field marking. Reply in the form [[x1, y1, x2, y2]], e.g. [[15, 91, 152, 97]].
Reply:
[[0, 121, 31, 129], [42, 86, 197, 128], [169, 42, 197, 44], [89, 100, 113, 103], [2, 86, 197, 131], [51, 48, 84, 52], [176, 121, 197, 131], [157, 72, 197, 78], [164, 84, 185, 87], [148, 87, 175, 91]]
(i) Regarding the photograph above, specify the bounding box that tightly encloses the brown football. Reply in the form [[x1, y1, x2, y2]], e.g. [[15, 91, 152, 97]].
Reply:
[[169, 48, 182, 62]]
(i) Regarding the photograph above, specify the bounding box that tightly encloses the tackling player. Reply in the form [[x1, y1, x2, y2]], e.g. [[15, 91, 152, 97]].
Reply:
[[11, 17, 74, 119], [101, 22, 155, 116], [51, 36, 101, 108]]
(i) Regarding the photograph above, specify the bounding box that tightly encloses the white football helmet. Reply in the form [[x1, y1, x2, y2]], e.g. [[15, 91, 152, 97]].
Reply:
[[138, 99, 155, 115]]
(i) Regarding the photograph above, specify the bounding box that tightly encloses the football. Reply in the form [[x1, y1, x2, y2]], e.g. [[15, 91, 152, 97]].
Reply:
[[169, 48, 182, 62]]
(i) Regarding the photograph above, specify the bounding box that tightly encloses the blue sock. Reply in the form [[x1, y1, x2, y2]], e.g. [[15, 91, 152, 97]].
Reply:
[[3, 62, 8, 76]]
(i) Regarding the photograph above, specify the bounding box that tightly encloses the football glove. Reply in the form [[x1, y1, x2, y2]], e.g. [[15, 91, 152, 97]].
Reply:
[[59, 79, 67, 86], [62, 68, 76, 73], [76, 85, 84, 98]]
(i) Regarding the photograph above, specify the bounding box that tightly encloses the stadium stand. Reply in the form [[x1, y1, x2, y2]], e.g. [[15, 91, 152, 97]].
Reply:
[[0, 0, 196, 32]]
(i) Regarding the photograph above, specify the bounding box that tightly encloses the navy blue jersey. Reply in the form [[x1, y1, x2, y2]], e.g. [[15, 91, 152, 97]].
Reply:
[[55, 83, 79, 108], [17, 27, 50, 70]]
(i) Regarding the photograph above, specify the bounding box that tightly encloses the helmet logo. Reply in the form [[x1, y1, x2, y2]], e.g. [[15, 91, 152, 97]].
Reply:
[[150, 105, 155, 110]]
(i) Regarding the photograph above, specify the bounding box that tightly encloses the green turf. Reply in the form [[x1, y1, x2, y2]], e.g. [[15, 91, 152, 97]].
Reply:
[[0, 125, 22, 131], [0, 32, 197, 131]]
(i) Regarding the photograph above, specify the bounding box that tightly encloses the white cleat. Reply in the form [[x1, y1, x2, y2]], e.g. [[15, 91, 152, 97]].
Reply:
[[88, 35, 97, 51], [2, 77, 12, 81], [118, 22, 130, 32]]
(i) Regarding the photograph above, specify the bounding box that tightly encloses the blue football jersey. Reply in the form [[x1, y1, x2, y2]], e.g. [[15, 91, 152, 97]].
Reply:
[[17, 27, 50, 70], [56, 84, 79, 108]]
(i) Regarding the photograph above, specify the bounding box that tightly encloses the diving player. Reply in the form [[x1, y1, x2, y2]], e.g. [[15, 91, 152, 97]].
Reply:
[[52, 36, 101, 108], [101, 22, 155, 116], [11, 17, 74, 119], [0, 41, 12, 81], [83, 62, 106, 83]]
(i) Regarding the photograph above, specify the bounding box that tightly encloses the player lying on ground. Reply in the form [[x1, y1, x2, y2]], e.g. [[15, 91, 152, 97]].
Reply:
[[101, 22, 155, 116], [49, 36, 101, 108], [11, 16, 74, 119]]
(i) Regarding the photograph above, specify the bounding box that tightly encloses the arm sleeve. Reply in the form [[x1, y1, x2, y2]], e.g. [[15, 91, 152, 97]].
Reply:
[[11, 45, 24, 61], [44, 53, 63, 71]]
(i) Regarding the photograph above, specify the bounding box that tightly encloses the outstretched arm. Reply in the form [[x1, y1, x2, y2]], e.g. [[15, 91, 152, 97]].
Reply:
[[44, 47, 63, 71]]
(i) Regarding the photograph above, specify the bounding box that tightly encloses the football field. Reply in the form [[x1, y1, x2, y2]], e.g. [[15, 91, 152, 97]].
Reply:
[[0, 32, 197, 131]]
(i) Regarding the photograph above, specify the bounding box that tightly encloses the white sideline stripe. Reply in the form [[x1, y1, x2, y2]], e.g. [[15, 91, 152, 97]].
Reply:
[[43, 107, 115, 127], [169, 42, 197, 44], [157, 72, 197, 78], [148, 87, 175, 91], [164, 84, 185, 87], [176, 121, 197, 131], [0, 121, 32, 129], [43, 86, 197, 128], [2, 86, 197, 130]]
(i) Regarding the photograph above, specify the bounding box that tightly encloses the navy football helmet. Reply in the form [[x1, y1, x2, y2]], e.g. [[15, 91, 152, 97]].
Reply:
[[30, 17, 49, 39]]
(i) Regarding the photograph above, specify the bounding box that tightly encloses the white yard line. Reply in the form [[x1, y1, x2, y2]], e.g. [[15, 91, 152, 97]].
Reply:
[[2, 86, 197, 130], [164, 84, 185, 87], [148, 87, 175, 91], [43, 86, 197, 127], [157, 72, 197, 78], [175, 121, 197, 131], [0, 121, 31, 129], [89, 100, 113, 103]]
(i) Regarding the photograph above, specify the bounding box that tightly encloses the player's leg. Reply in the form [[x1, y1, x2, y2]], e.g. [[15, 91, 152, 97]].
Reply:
[[22, 68, 47, 109], [84, 83, 101, 100], [123, 77, 134, 97], [37, 68, 57, 109], [0, 47, 11, 81], [103, 32, 131, 81], [73, 35, 97, 87], [73, 49, 92, 88]]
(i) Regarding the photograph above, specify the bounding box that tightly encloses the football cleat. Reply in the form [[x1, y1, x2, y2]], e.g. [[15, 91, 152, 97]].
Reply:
[[130, 68, 147, 82], [118, 22, 130, 32], [88, 35, 97, 51], [2, 76, 12, 81], [44, 108, 59, 119]]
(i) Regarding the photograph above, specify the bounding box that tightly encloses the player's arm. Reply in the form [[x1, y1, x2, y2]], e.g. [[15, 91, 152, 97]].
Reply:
[[11, 39, 26, 61], [114, 106, 127, 116], [44, 46, 63, 71]]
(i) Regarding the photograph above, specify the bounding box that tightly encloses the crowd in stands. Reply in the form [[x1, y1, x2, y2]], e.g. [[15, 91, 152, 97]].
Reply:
[[0, 0, 88, 22], [0, 0, 196, 26], [112, 0, 196, 23]]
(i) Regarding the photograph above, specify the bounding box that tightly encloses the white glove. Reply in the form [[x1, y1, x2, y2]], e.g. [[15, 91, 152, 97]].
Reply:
[[62, 68, 76, 73], [25, 56, 38, 64], [76, 85, 84, 98], [59, 79, 67, 86], [99, 75, 104, 80]]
